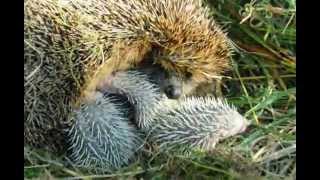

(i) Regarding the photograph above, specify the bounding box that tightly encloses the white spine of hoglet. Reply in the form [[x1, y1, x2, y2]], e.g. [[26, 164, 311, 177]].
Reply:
[[67, 92, 143, 171], [147, 97, 250, 153], [68, 70, 250, 171], [98, 70, 250, 153], [67, 70, 164, 171], [97, 71, 163, 130]]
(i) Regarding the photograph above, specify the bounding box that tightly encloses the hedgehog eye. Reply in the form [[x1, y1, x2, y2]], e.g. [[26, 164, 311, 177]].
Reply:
[[186, 72, 192, 79]]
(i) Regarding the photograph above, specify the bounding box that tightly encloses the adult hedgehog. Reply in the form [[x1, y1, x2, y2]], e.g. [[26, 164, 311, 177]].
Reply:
[[24, 0, 232, 153]]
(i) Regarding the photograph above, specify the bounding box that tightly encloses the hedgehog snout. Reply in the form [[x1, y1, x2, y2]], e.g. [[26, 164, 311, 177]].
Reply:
[[233, 116, 249, 134], [164, 85, 182, 99], [96, 74, 116, 93], [224, 113, 250, 138]]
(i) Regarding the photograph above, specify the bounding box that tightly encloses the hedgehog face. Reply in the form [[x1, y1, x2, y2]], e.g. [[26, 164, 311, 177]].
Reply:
[[144, 1, 233, 88], [143, 29, 232, 99], [135, 59, 203, 99]]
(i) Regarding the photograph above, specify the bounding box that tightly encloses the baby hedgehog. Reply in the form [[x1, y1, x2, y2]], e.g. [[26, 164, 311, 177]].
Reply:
[[96, 71, 163, 129], [67, 70, 163, 171], [147, 97, 249, 153], [67, 92, 143, 171], [67, 70, 249, 170], [25, 0, 232, 153]]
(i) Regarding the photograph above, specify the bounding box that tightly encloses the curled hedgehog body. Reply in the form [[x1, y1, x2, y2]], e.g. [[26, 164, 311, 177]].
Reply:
[[25, 0, 232, 153]]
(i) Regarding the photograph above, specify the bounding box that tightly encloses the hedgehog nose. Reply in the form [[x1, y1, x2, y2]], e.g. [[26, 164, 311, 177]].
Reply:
[[165, 85, 182, 99]]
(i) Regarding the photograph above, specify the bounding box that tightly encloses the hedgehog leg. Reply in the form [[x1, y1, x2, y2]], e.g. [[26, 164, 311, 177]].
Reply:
[[66, 91, 143, 171]]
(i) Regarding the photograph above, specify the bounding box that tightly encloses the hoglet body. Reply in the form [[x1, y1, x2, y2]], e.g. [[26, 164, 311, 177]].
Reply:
[[25, 0, 232, 152], [67, 92, 143, 171], [67, 70, 249, 170]]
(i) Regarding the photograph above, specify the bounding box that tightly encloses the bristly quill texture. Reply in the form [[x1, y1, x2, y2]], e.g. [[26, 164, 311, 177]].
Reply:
[[25, 0, 232, 152], [96, 70, 249, 154], [147, 97, 250, 153], [97, 71, 163, 130], [67, 92, 142, 171]]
